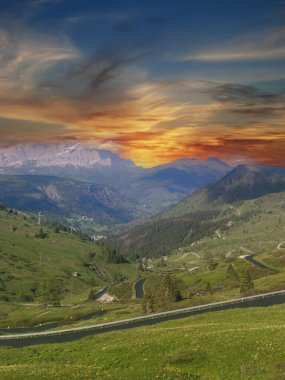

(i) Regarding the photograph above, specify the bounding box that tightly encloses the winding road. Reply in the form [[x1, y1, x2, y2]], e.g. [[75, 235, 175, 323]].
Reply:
[[244, 255, 278, 272], [93, 286, 109, 300], [134, 278, 146, 299], [239, 247, 279, 273], [1, 290, 284, 348]]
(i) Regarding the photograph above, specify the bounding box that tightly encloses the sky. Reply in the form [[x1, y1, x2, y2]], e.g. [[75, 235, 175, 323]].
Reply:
[[0, 0, 285, 167]]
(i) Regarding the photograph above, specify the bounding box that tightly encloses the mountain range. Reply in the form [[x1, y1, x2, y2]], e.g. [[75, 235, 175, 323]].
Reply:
[[0, 142, 231, 219], [117, 164, 285, 256], [0, 174, 138, 225]]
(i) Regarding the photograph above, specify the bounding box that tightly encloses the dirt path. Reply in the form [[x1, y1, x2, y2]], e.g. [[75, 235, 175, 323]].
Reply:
[[172, 252, 200, 261]]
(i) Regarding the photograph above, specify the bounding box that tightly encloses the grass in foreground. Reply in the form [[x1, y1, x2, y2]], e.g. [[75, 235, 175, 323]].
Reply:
[[0, 304, 284, 379]]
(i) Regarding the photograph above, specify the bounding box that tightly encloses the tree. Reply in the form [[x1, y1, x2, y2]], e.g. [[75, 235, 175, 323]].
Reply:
[[137, 259, 144, 272], [240, 270, 254, 295], [227, 264, 239, 282], [37, 280, 61, 307], [205, 253, 218, 271], [35, 228, 48, 239], [88, 288, 95, 300], [142, 289, 155, 313], [159, 256, 167, 267], [205, 282, 213, 295], [87, 251, 96, 260], [107, 248, 126, 264], [159, 274, 182, 307]]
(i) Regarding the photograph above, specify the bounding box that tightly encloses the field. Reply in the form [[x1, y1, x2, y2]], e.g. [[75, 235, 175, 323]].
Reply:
[[1, 191, 285, 330], [0, 208, 139, 328], [0, 304, 284, 379]]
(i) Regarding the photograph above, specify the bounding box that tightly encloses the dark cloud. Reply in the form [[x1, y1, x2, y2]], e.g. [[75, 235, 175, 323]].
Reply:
[[40, 17, 165, 102], [209, 83, 285, 121], [225, 105, 285, 116], [211, 83, 284, 105]]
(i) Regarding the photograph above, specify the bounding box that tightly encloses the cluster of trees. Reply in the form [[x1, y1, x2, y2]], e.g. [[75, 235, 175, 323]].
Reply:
[[29, 214, 91, 241], [205, 253, 218, 271], [227, 263, 239, 281], [142, 274, 182, 313], [34, 228, 48, 239], [97, 240, 128, 264], [120, 210, 229, 258], [106, 249, 127, 264], [88, 288, 95, 300], [0, 203, 18, 214], [227, 263, 254, 295], [240, 270, 254, 295], [37, 280, 61, 307]]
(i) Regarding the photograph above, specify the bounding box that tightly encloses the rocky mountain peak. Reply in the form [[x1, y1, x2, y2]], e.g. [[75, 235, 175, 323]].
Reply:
[[0, 142, 136, 169]]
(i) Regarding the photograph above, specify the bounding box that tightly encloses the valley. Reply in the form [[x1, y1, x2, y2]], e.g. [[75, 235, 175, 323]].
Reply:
[[1, 1, 285, 378], [0, 146, 284, 380], [0, 142, 231, 220]]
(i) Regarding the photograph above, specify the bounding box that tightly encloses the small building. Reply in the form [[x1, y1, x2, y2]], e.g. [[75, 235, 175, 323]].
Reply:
[[72, 272, 80, 277]]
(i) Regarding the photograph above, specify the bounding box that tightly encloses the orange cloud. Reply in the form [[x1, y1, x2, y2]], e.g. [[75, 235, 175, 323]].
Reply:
[[0, 28, 284, 167]]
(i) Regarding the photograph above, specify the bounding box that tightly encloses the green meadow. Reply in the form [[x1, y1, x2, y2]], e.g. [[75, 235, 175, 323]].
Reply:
[[0, 304, 284, 380]]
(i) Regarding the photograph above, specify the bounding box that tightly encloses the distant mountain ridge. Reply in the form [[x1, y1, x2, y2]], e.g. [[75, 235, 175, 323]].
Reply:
[[161, 164, 285, 218], [0, 142, 136, 169], [0, 142, 232, 216], [115, 164, 285, 256], [0, 174, 139, 225]]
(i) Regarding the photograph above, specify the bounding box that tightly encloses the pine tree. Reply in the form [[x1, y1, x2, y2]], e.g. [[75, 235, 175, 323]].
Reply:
[[37, 280, 61, 307], [240, 270, 254, 295], [159, 275, 182, 307], [205, 282, 213, 295], [37, 280, 49, 307], [88, 288, 95, 300], [35, 228, 47, 239], [142, 289, 155, 313], [205, 253, 217, 271], [50, 285, 60, 306], [227, 264, 239, 282]]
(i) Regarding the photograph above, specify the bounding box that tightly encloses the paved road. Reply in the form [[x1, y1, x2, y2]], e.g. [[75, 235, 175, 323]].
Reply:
[[1, 291, 284, 348], [239, 247, 278, 272], [134, 278, 146, 299], [93, 286, 109, 300], [244, 254, 278, 272]]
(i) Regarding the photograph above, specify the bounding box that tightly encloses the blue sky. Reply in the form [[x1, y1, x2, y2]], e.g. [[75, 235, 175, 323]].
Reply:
[[0, 0, 284, 165]]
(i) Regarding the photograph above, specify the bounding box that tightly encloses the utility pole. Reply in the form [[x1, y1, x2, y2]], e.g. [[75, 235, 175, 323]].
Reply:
[[39, 252, 42, 266], [38, 212, 42, 225]]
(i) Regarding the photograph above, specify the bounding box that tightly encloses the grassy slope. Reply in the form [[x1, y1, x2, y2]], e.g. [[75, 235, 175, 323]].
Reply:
[[1, 189, 284, 328], [141, 191, 285, 305], [0, 305, 284, 379], [0, 209, 138, 327], [160, 165, 285, 219]]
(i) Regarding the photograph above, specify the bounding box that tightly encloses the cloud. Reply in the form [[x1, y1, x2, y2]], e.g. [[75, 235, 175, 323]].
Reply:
[[208, 83, 285, 120], [179, 27, 285, 61], [0, 117, 67, 147], [0, 28, 81, 89], [0, 15, 284, 167], [211, 84, 284, 104]]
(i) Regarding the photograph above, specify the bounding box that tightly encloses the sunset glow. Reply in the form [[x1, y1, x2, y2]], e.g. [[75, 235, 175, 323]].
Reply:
[[0, 0, 284, 166]]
